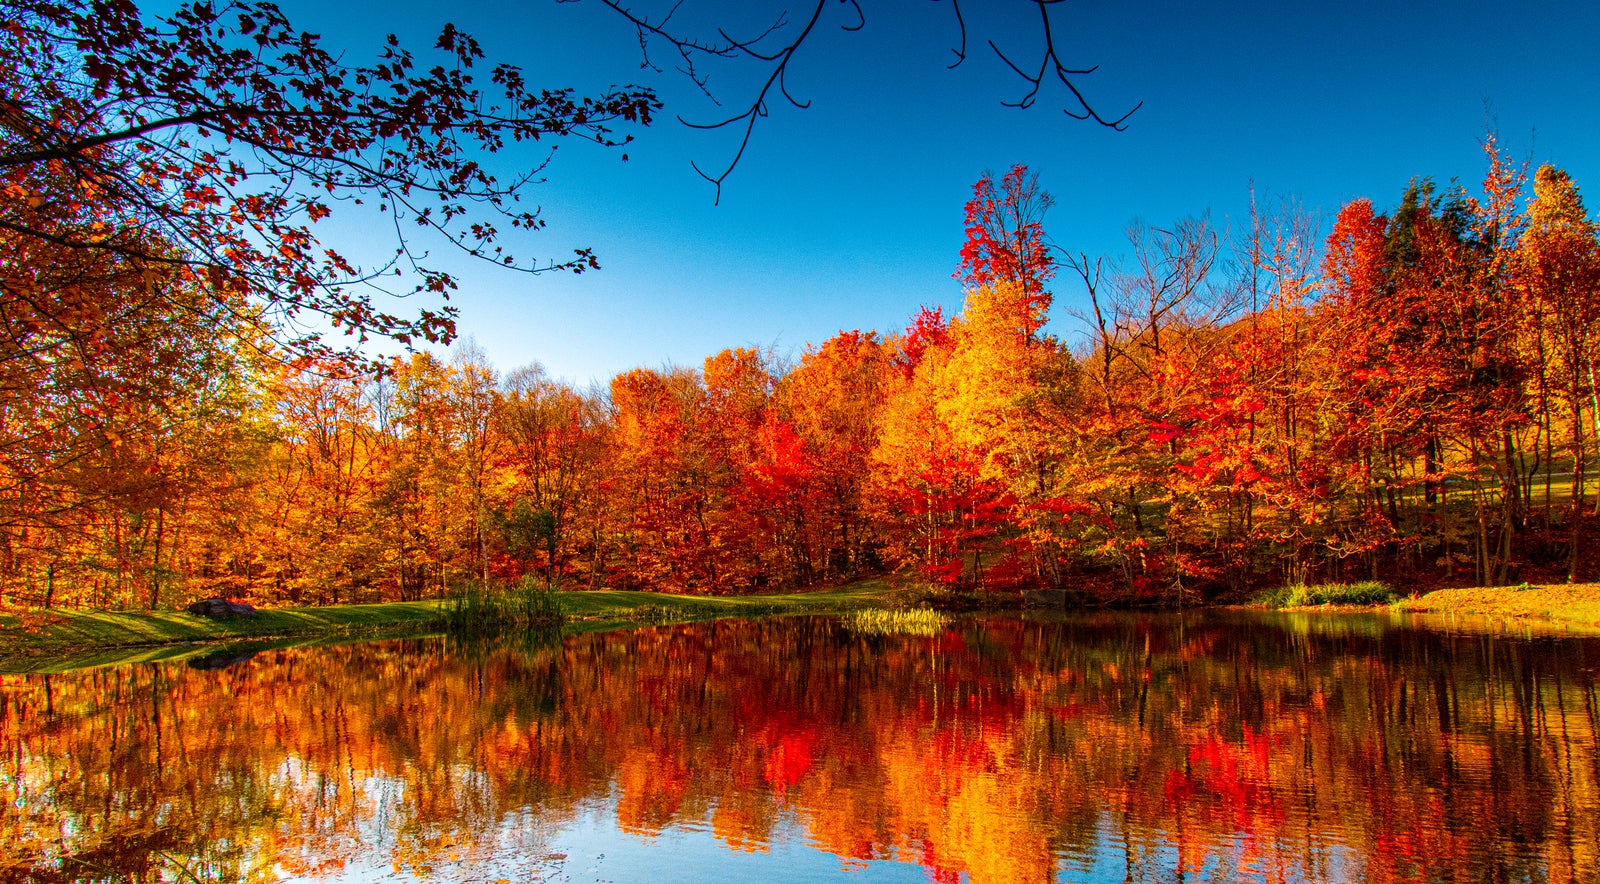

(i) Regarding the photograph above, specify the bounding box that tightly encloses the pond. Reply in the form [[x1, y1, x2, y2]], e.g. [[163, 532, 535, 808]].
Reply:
[[2, 611, 1597, 883]]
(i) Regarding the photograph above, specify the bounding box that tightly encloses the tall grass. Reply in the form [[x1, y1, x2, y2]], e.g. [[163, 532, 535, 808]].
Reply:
[[1254, 580, 1397, 607], [435, 576, 565, 636], [843, 607, 949, 637]]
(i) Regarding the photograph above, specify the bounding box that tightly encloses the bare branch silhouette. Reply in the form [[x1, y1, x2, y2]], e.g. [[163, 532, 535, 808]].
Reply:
[[573, 0, 1139, 201], [988, 0, 1141, 126]]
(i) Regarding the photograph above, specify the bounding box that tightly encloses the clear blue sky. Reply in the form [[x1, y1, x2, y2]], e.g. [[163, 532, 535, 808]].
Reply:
[[279, 0, 1600, 386]]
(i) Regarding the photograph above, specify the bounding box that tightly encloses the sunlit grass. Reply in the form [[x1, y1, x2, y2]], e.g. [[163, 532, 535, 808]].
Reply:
[[0, 601, 449, 671], [842, 607, 949, 637], [1397, 584, 1600, 629]]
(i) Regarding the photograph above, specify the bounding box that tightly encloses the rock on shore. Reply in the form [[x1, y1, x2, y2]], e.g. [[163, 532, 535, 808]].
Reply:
[[186, 598, 258, 619]]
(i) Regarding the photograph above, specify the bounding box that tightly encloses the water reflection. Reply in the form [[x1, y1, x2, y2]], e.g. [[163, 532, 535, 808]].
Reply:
[[3, 613, 1597, 882]]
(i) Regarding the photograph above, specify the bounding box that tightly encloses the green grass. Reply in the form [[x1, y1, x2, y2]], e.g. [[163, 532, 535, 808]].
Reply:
[[1253, 580, 1397, 608], [0, 601, 448, 671]]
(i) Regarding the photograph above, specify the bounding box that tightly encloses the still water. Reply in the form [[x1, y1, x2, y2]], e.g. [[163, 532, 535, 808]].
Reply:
[[3, 612, 1598, 883]]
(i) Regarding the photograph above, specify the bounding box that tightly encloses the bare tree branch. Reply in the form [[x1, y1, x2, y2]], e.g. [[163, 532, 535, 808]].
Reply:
[[576, 0, 1141, 201], [989, 0, 1141, 126]]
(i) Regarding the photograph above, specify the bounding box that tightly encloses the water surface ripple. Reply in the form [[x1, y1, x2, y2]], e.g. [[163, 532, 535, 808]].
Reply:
[[3, 611, 1597, 882]]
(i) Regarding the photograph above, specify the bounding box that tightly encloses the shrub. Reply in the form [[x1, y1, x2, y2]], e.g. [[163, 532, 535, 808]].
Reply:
[[1255, 581, 1396, 607]]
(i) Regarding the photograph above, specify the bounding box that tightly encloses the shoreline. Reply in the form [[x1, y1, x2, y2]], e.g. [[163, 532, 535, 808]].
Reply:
[[1243, 583, 1600, 634], [5, 581, 1599, 674], [1394, 584, 1600, 629], [0, 581, 898, 672]]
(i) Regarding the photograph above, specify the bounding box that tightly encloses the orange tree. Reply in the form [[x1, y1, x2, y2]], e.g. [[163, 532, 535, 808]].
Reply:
[[0, 0, 655, 605]]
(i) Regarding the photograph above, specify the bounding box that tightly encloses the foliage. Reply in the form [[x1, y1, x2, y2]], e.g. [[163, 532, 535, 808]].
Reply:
[[0, 0, 655, 611], [1, 0, 657, 361], [9, 144, 1600, 610], [957, 164, 1055, 335]]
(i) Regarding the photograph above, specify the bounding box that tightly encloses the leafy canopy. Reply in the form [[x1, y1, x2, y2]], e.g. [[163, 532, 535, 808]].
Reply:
[[1, 0, 659, 362]]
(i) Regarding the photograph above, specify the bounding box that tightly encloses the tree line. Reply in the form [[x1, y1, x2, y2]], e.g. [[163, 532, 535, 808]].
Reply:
[[4, 132, 1599, 607]]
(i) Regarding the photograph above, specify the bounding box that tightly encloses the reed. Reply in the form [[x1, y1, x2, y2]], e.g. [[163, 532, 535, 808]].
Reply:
[[1255, 580, 1396, 607], [435, 576, 565, 636], [842, 607, 949, 637]]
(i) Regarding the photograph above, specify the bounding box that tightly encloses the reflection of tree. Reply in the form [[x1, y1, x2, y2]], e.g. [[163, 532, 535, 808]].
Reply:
[[1, 617, 1597, 882]]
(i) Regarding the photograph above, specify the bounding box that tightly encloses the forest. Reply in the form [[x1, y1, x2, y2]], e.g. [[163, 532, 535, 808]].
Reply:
[[6, 144, 1600, 610], [4, 2, 1599, 611]]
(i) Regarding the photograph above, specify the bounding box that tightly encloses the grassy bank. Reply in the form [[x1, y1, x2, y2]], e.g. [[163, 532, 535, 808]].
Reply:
[[0, 579, 900, 671], [0, 601, 450, 672], [9, 578, 1599, 673], [1396, 583, 1600, 630], [1251, 580, 1600, 632]]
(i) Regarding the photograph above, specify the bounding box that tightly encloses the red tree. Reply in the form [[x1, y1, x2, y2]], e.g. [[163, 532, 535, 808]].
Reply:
[[956, 164, 1055, 338]]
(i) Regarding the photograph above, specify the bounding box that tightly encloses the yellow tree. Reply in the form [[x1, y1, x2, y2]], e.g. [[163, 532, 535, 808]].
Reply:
[[449, 344, 503, 583], [1518, 164, 1600, 578], [872, 282, 1072, 588], [244, 362, 396, 604], [0, 212, 271, 608], [370, 353, 462, 599]]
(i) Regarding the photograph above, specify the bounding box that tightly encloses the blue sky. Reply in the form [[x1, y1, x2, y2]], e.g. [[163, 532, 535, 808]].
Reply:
[[279, 0, 1600, 386]]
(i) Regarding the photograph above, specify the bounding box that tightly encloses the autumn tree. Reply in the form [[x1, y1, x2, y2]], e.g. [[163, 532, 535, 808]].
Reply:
[[1216, 197, 1333, 586], [253, 361, 387, 603], [874, 277, 1072, 588], [957, 164, 1055, 336], [371, 353, 466, 599], [449, 345, 503, 583], [1, 0, 658, 362], [0, 0, 656, 607], [606, 366, 709, 592], [1320, 143, 1529, 585], [0, 241, 272, 607], [496, 366, 608, 584], [1518, 164, 1600, 579], [1067, 215, 1242, 597], [699, 347, 789, 588], [781, 330, 893, 579]]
